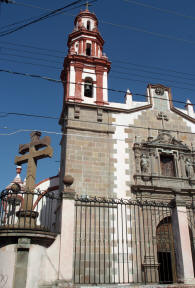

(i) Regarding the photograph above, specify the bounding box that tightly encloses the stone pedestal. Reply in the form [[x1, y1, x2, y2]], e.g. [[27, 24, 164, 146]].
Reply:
[[59, 176, 76, 282], [172, 196, 195, 284], [13, 238, 31, 288]]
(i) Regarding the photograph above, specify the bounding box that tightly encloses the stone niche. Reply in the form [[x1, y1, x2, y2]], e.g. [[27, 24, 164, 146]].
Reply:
[[133, 131, 195, 190]]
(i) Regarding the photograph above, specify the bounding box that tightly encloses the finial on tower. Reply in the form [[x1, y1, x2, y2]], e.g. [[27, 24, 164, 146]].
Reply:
[[85, 0, 93, 11]]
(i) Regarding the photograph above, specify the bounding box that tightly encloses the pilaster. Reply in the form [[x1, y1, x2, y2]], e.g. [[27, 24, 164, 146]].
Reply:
[[58, 176, 76, 283], [171, 195, 195, 284]]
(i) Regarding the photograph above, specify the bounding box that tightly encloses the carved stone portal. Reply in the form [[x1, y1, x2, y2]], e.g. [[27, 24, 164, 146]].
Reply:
[[133, 131, 194, 188]]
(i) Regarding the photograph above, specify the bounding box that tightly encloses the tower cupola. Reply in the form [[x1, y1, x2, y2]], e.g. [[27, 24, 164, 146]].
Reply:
[[61, 7, 111, 105]]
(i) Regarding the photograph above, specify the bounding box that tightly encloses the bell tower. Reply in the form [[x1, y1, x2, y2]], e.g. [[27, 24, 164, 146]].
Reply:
[[60, 7, 111, 105]]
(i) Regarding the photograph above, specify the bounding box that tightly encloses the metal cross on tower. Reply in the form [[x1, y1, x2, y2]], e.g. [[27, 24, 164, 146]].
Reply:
[[157, 111, 169, 129], [85, 0, 93, 10], [15, 131, 53, 211]]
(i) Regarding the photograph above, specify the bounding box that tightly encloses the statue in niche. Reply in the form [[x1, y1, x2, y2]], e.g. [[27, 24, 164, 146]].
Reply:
[[140, 154, 150, 174], [185, 158, 194, 178]]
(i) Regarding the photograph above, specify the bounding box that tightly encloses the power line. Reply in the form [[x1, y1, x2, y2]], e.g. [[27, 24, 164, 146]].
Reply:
[[2, 44, 195, 84], [1, 40, 195, 80], [122, 0, 195, 21], [0, 0, 94, 37], [101, 20, 195, 46], [2, 56, 195, 92], [0, 112, 194, 135], [12, 1, 57, 11], [0, 51, 62, 64], [111, 69, 195, 88], [2, 50, 195, 91], [0, 57, 61, 70], [0, 68, 195, 107], [2, 45, 195, 83], [0, 41, 65, 54], [0, 46, 64, 59]]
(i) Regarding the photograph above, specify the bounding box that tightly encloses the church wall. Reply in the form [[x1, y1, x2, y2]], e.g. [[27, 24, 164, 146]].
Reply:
[[61, 106, 116, 197], [61, 103, 194, 200]]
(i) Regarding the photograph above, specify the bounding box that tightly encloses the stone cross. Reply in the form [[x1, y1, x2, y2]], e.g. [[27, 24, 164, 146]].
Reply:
[[15, 131, 53, 210], [157, 111, 169, 129]]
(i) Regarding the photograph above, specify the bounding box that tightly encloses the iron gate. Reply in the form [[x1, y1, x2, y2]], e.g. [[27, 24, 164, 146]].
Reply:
[[74, 197, 175, 285]]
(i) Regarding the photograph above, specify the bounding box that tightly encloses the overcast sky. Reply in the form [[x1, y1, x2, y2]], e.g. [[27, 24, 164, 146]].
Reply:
[[0, 0, 195, 189]]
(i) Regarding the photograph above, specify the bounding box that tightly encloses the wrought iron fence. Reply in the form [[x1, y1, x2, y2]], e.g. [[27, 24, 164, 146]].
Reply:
[[0, 189, 61, 233], [74, 197, 175, 285]]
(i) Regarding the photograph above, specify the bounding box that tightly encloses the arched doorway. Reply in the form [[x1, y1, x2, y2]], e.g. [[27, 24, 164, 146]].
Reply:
[[156, 217, 177, 284]]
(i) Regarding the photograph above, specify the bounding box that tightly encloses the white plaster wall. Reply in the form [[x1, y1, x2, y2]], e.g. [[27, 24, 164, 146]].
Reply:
[[35, 176, 59, 192], [0, 244, 16, 288], [26, 236, 61, 288], [69, 66, 75, 98], [109, 101, 148, 109], [112, 111, 143, 198], [183, 118, 195, 133]]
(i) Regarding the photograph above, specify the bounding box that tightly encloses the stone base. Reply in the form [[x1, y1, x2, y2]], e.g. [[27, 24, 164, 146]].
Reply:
[[39, 283, 195, 288], [39, 280, 75, 288]]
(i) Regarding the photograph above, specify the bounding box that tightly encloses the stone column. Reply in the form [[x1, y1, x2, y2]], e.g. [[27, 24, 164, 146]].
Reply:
[[95, 67, 104, 105], [150, 150, 158, 176], [13, 238, 31, 288], [58, 175, 76, 283], [171, 195, 195, 284]]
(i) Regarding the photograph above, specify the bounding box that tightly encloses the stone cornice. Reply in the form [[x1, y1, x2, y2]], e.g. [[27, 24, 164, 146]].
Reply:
[[63, 54, 111, 71], [68, 29, 104, 47]]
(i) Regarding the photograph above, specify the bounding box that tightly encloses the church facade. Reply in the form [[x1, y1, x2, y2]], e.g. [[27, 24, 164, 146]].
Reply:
[[0, 7, 195, 288]]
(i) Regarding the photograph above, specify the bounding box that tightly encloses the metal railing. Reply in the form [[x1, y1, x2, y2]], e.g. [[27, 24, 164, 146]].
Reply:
[[74, 197, 175, 285], [0, 189, 61, 233]]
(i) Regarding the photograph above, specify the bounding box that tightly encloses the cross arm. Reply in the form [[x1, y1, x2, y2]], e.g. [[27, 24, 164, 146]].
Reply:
[[34, 145, 53, 160], [15, 154, 29, 165]]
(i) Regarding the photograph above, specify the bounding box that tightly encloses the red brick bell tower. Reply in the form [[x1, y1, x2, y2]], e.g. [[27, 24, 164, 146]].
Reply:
[[61, 7, 111, 106]]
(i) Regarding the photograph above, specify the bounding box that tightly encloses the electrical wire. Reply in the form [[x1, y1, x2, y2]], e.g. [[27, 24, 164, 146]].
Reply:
[[0, 0, 96, 37], [2, 46, 195, 83], [101, 20, 195, 46], [1, 56, 195, 92], [0, 113, 194, 135], [2, 50, 195, 91], [0, 57, 61, 70], [2, 40, 195, 80], [2, 56, 195, 93], [1, 68, 195, 106], [0, 40, 65, 54], [0, 46, 64, 59], [0, 52, 62, 64], [122, 0, 195, 21], [0, 127, 194, 139]]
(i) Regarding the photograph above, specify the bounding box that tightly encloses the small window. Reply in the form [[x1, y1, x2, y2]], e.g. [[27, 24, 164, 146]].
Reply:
[[84, 78, 93, 98], [160, 154, 176, 177], [86, 43, 91, 56], [87, 21, 91, 31]]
